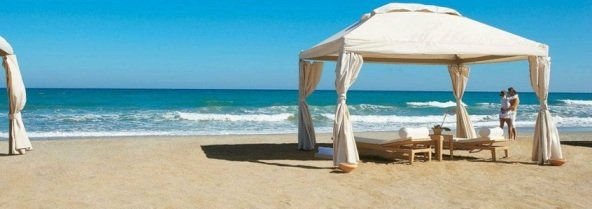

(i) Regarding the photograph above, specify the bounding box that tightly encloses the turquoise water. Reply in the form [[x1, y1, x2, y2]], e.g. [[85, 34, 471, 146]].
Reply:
[[0, 89, 590, 138]]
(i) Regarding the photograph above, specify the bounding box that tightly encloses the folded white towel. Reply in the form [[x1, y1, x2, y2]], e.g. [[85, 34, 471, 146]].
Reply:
[[399, 127, 430, 139], [317, 147, 333, 155], [478, 127, 504, 138]]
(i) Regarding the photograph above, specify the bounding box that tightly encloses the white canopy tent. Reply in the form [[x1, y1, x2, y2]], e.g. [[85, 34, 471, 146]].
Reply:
[[297, 3, 563, 166], [0, 36, 32, 155]]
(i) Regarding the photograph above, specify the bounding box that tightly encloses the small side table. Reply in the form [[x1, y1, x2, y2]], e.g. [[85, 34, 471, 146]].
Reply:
[[430, 134, 453, 161]]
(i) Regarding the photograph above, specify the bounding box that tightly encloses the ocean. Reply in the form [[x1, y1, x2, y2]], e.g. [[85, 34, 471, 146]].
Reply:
[[0, 89, 591, 138]]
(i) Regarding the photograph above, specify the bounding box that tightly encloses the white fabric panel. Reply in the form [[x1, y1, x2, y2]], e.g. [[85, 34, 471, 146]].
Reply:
[[344, 12, 547, 57], [448, 64, 477, 138], [398, 127, 430, 139], [3, 55, 32, 154], [298, 60, 323, 150], [332, 52, 363, 166], [0, 36, 14, 56], [529, 56, 563, 164], [478, 127, 504, 138], [299, 3, 548, 63]]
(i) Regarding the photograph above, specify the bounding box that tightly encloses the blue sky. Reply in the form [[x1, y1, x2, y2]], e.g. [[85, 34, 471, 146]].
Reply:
[[1, 0, 591, 92]]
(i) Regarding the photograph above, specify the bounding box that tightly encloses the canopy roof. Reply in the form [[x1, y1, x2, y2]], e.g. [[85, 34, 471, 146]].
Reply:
[[0, 36, 14, 56], [300, 3, 548, 64]]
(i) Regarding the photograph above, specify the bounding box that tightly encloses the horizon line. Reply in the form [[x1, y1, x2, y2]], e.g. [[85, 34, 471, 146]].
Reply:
[[11, 87, 592, 94]]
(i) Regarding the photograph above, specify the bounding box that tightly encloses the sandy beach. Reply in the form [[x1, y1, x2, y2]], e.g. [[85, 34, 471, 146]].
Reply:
[[0, 131, 590, 208]]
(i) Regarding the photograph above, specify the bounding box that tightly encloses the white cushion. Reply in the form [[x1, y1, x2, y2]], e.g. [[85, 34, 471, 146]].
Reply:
[[399, 127, 430, 139], [478, 127, 504, 138], [317, 147, 333, 155], [454, 136, 506, 143]]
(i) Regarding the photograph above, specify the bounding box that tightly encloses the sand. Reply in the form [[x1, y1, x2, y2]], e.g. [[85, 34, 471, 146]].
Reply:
[[1, 131, 591, 208]]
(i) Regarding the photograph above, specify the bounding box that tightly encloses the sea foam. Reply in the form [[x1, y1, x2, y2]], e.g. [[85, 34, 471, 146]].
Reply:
[[176, 112, 292, 122], [407, 101, 465, 108], [558, 99, 592, 106], [320, 113, 493, 123]]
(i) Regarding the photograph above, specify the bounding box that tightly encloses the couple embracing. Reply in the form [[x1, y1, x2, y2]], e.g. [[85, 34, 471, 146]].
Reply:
[[499, 87, 519, 140]]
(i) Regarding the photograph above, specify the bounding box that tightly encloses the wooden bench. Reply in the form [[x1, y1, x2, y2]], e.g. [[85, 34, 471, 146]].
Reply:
[[356, 137, 434, 164]]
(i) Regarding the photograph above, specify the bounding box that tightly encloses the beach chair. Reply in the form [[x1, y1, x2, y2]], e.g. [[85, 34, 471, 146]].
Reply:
[[355, 128, 433, 164], [444, 127, 510, 161]]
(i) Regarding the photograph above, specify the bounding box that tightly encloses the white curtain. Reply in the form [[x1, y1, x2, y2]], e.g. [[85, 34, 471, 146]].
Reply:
[[2, 55, 32, 154], [298, 60, 323, 150], [333, 52, 363, 166], [448, 64, 477, 138], [529, 56, 563, 164]]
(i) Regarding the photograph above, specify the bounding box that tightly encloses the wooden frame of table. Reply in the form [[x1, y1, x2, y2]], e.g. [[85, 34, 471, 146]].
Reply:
[[429, 134, 452, 161]]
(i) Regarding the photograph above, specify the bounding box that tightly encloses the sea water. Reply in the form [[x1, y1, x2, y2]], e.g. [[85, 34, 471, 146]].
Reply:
[[0, 89, 591, 138]]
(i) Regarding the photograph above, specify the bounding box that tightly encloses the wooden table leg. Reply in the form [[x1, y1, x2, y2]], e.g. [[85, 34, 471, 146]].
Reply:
[[430, 134, 445, 161], [449, 139, 454, 159], [433, 136, 443, 161], [438, 137, 443, 161]]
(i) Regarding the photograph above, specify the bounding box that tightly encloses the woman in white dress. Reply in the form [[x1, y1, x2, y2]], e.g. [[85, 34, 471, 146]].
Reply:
[[507, 87, 520, 140], [499, 90, 512, 130]]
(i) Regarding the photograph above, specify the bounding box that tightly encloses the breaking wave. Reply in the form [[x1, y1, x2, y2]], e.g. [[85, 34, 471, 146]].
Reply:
[[176, 112, 293, 122], [407, 101, 465, 108], [558, 99, 592, 106]]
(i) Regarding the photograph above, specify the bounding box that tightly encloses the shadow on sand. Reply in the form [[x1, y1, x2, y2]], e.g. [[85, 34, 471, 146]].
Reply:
[[201, 142, 542, 170], [359, 151, 538, 165], [562, 141, 592, 148], [470, 158, 539, 165], [0, 153, 12, 157], [201, 143, 335, 170]]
